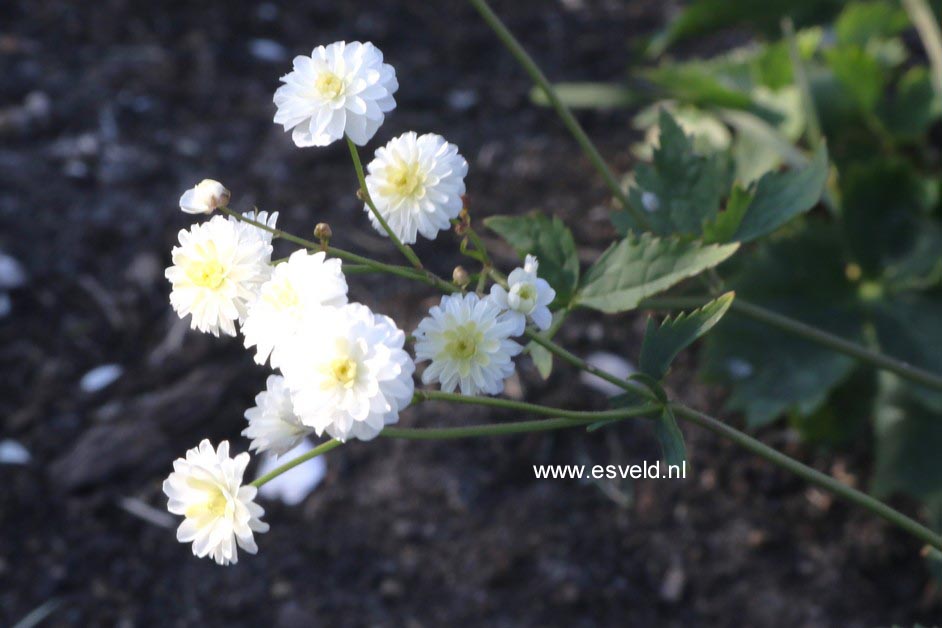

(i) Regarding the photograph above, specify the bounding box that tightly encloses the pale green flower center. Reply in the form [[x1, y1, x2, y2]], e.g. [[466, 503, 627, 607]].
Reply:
[[185, 485, 229, 520], [444, 323, 483, 361], [263, 278, 300, 311], [316, 71, 344, 100], [329, 356, 359, 388], [386, 160, 426, 199], [187, 259, 227, 290]]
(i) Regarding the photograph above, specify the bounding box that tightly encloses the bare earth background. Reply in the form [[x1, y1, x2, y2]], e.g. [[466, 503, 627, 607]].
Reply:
[[1, 1, 938, 626]]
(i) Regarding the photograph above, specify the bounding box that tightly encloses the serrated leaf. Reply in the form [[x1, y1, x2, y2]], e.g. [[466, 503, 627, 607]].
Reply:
[[484, 213, 580, 305], [653, 407, 687, 468], [620, 110, 733, 236], [639, 292, 735, 381], [726, 144, 829, 243], [577, 233, 739, 313], [529, 82, 638, 110], [700, 226, 864, 427]]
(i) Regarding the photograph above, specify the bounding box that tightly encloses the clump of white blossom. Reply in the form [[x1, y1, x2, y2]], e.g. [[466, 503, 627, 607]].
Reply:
[[163, 440, 269, 566], [280, 303, 415, 442], [162, 40, 561, 565], [274, 41, 398, 147], [364, 132, 468, 244], [413, 293, 522, 395], [165, 211, 277, 337]]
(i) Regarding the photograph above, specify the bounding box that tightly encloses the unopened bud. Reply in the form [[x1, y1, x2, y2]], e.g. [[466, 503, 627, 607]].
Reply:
[[179, 179, 230, 215], [314, 222, 332, 247], [452, 265, 471, 287]]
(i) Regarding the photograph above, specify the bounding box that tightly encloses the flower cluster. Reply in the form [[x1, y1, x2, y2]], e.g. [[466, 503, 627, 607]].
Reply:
[[162, 40, 558, 566]]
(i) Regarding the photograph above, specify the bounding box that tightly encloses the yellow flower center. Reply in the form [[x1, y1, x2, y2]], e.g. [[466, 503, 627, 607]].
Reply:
[[330, 356, 359, 388], [316, 71, 344, 100], [444, 323, 483, 360], [185, 486, 229, 520], [187, 259, 227, 290], [386, 160, 425, 199], [263, 278, 300, 311]]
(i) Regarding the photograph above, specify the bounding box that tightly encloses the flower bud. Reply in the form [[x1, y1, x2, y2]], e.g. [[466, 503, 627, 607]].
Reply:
[[179, 179, 230, 215], [314, 222, 333, 243], [452, 265, 471, 288]]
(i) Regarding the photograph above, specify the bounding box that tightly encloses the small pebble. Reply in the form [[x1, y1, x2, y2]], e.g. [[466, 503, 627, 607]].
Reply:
[[0, 252, 26, 290], [79, 364, 124, 393], [580, 352, 636, 396], [0, 439, 31, 465], [249, 39, 288, 63]]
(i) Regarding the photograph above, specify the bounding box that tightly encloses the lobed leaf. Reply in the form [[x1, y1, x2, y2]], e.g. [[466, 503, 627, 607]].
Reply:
[[577, 232, 739, 313], [621, 110, 733, 236], [639, 292, 735, 381]]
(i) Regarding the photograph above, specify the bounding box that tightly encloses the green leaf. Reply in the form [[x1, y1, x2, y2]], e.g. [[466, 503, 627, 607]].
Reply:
[[527, 341, 553, 379], [872, 376, 942, 500], [639, 292, 735, 381], [834, 1, 909, 46], [702, 185, 754, 244], [646, 0, 843, 55], [825, 45, 885, 112], [727, 144, 829, 243], [529, 82, 638, 110], [577, 232, 739, 313], [621, 110, 733, 236], [788, 368, 875, 447], [484, 213, 580, 305], [840, 158, 921, 276], [884, 220, 942, 291], [879, 67, 941, 141], [652, 407, 687, 468], [700, 226, 864, 427], [872, 295, 942, 412], [643, 64, 757, 111]]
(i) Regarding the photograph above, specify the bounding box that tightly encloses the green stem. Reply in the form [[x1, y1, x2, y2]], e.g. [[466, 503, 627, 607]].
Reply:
[[418, 389, 661, 420], [524, 329, 659, 402], [671, 403, 942, 551], [781, 17, 823, 148], [346, 137, 424, 269], [381, 417, 616, 440], [643, 296, 942, 391], [218, 207, 448, 290], [466, 0, 651, 232], [250, 439, 343, 488]]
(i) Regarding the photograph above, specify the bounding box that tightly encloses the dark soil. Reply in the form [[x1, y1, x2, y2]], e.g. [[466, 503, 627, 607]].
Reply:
[[1, 1, 938, 626]]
